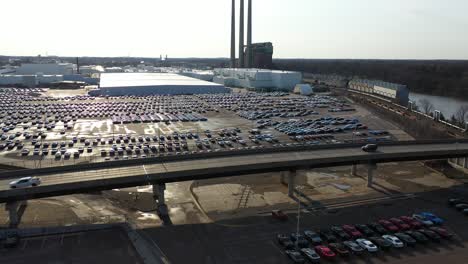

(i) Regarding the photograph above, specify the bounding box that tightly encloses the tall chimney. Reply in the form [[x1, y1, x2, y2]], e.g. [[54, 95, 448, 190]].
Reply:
[[76, 57, 80, 74], [231, 0, 236, 68], [239, 0, 245, 68], [246, 0, 252, 68]]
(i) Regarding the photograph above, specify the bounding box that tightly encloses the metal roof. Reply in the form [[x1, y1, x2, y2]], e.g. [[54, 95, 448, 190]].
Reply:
[[100, 73, 224, 89]]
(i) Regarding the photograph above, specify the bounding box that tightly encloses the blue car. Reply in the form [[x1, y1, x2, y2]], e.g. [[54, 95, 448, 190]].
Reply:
[[419, 212, 444, 225]]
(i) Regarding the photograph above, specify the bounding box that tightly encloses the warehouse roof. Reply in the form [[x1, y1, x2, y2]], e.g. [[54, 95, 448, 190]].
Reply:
[[100, 73, 224, 88]]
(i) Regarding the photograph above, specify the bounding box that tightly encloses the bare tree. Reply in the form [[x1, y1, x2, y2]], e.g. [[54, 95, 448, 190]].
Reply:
[[419, 99, 434, 114], [454, 105, 468, 125]]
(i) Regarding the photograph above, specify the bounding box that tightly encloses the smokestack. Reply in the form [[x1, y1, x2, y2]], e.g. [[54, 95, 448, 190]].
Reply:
[[76, 57, 80, 74], [231, 0, 236, 68], [246, 0, 252, 68], [239, 0, 245, 68]]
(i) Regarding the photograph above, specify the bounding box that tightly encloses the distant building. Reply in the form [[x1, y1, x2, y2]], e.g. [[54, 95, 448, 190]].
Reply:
[[16, 63, 76, 75], [105, 67, 124, 73], [93, 72, 229, 96], [244, 42, 273, 69], [348, 79, 409, 106], [213, 68, 302, 91], [293, 84, 313, 95]]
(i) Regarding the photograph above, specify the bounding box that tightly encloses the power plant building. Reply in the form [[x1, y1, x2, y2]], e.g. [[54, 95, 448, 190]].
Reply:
[[94, 73, 229, 96], [213, 68, 302, 91]]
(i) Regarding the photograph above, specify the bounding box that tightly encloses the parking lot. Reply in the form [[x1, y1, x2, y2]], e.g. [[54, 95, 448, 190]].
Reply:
[[0, 88, 408, 168], [142, 185, 468, 264], [0, 228, 143, 264]]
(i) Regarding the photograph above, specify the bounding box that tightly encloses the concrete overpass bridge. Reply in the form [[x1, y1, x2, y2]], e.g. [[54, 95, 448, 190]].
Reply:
[[2, 140, 468, 226]]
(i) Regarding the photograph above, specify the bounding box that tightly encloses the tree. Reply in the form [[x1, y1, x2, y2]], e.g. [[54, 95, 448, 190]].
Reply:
[[454, 105, 468, 125], [419, 99, 434, 114]]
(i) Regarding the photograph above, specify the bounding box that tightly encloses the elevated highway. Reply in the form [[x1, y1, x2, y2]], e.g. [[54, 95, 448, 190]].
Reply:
[[1, 141, 468, 204]]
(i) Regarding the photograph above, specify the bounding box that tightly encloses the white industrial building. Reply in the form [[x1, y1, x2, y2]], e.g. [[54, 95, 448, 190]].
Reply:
[[93, 73, 230, 96], [213, 68, 302, 91], [348, 79, 409, 106], [16, 63, 77, 75], [0, 74, 64, 88]]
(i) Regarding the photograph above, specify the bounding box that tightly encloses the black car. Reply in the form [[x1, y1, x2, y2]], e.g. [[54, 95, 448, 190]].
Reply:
[[2, 233, 20, 248], [369, 222, 388, 234], [454, 203, 468, 211], [304, 230, 322, 245], [319, 229, 338, 242], [343, 240, 364, 255], [405, 231, 429, 243], [369, 236, 392, 250], [418, 229, 441, 242], [277, 234, 294, 249], [290, 233, 309, 248], [356, 224, 376, 237], [395, 233, 417, 246], [331, 226, 351, 240], [448, 198, 468, 206], [329, 242, 351, 257], [362, 144, 378, 152]]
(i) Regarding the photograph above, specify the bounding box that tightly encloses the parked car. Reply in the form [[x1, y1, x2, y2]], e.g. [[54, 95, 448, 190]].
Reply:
[[2, 233, 19, 248], [399, 216, 423, 229], [304, 230, 322, 245], [300, 248, 320, 263], [412, 214, 434, 226], [319, 229, 337, 242], [290, 233, 309, 248], [448, 198, 468, 206], [417, 229, 441, 242], [285, 250, 305, 263], [394, 233, 417, 246], [342, 224, 363, 238], [343, 240, 365, 255], [369, 236, 393, 250], [328, 242, 350, 257], [419, 212, 444, 225], [271, 210, 288, 221], [331, 226, 351, 240], [356, 224, 376, 237], [429, 227, 454, 239], [369, 222, 388, 234], [382, 235, 404, 248], [314, 245, 336, 259], [356, 238, 379, 252], [9, 177, 41, 189], [405, 230, 429, 243], [277, 234, 294, 249], [389, 218, 411, 231], [378, 219, 399, 232]]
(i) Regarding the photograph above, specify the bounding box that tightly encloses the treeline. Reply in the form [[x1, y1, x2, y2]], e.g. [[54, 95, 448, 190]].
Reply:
[[274, 59, 468, 100]]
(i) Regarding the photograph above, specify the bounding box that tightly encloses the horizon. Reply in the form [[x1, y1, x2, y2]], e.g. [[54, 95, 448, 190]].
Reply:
[[1, 0, 468, 60]]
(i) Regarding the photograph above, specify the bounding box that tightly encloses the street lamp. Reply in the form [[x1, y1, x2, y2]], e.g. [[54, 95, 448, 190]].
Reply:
[[295, 185, 304, 249]]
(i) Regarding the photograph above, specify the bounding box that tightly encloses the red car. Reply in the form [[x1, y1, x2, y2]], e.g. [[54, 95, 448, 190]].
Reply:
[[314, 245, 336, 259], [342, 225, 363, 238], [399, 216, 423, 229], [378, 219, 399, 232], [271, 210, 288, 221], [429, 227, 454, 239], [389, 218, 411, 230]]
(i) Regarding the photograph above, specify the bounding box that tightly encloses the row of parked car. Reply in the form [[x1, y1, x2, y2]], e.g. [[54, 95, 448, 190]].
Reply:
[[273, 117, 368, 136], [277, 212, 452, 263], [448, 197, 468, 216]]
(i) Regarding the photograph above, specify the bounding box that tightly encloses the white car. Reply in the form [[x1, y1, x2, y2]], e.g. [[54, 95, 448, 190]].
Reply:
[[382, 235, 404, 248], [9, 177, 41, 189], [356, 238, 378, 252]]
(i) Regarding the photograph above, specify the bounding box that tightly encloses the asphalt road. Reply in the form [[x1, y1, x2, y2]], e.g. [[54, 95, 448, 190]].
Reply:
[[1, 142, 468, 201]]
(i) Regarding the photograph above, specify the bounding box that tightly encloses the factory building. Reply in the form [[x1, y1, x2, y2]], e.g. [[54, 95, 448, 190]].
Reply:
[[213, 68, 302, 91], [244, 42, 274, 69], [348, 79, 409, 106], [93, 73, 229, 96], [15, 63, 77, 75], [293, 84, 313, 96]]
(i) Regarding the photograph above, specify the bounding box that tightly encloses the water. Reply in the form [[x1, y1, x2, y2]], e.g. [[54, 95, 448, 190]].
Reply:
[[409, 92, 468, 120]]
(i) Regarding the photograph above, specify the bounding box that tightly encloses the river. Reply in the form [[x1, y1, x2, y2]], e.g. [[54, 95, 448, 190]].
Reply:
[[409, 92, 468, 120]]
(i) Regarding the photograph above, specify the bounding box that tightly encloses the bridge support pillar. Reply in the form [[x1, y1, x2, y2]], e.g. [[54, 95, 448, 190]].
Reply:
[[280, 171, 287, 185], [288, 170, 297, 197], [5, 200, 27, 227], [367, 163, 377, 187], [464, 157, 468, 169], [351, 165, 357, 176], [152, 184, 168, 215]]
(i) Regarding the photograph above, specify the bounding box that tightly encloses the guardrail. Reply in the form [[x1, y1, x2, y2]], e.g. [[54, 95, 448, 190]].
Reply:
[[1, 139, 468, 179]]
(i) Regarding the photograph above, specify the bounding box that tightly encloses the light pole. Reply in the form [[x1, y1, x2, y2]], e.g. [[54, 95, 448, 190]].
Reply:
[[295, 185, 303, 249]]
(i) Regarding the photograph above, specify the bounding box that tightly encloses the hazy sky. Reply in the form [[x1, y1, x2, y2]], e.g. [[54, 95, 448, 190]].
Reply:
[[1, 0, 467, 59]]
